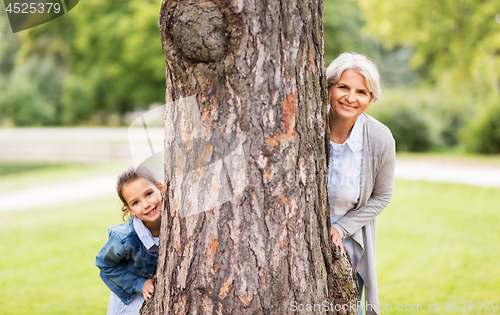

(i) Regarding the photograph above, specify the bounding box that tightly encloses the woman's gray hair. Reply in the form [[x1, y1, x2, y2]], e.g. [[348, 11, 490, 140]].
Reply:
[[326, 52, 381, 103]]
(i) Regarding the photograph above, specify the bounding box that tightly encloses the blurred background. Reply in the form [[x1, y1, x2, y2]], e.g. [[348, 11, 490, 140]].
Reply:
[[0, 0, 499, 314], [1, 0, 500, 153]]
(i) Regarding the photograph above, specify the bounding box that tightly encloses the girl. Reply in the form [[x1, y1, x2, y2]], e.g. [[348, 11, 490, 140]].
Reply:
[[96, 166, 163, 314]]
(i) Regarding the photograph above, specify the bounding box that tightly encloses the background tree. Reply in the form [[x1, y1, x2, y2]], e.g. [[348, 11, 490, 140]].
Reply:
[[143, 0, 358, 314], [1, 0, 372, 127], [0, 0, 166, 125], [361, 0, 500, 88], [360, 0, 500, 151], [323, 0, 366, 63], [59, 0, 166, 123]]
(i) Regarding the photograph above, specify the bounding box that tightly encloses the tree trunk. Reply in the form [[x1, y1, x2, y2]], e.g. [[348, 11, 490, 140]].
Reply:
[[143, 0, 358, 313]]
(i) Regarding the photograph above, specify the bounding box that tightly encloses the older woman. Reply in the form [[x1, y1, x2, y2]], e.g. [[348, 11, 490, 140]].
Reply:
[[327, 52, 395, 315]]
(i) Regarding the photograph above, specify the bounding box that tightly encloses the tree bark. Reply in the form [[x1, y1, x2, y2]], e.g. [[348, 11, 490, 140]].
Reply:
[[142, 0, 358, 313]]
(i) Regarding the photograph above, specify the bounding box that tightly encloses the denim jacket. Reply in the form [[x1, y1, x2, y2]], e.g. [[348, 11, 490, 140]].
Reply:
[[95, 219, 158, 304]]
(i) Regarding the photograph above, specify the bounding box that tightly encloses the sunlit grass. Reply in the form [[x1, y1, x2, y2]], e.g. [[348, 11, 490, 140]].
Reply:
[[0, 161, 130, 193], [1, 177, 499, 314], [396, 152, 500, 167], [377, 180, 500, 314], [0, 195, 121, 315], [0, 162, 69, 177]]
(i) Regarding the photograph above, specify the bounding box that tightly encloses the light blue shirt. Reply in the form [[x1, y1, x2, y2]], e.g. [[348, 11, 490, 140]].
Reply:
[[328, 113, 364, 266], [133, 217, 159, 254], [106, 217, 159, 315]]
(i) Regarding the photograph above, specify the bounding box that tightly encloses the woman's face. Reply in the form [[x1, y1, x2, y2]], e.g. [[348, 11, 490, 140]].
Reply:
[[328, 69, 372, 122]]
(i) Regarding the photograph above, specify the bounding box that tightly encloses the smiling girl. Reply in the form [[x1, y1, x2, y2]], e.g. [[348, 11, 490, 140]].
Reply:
[[96, 166, 163, 314]]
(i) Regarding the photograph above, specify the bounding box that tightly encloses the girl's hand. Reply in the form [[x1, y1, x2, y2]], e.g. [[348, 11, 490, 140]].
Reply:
[[330, 225, 344, 253], [142, 276, 156, 301]]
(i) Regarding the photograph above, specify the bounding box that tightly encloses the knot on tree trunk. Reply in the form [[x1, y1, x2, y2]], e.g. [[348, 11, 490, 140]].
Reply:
[[172, 1, 228, 63]]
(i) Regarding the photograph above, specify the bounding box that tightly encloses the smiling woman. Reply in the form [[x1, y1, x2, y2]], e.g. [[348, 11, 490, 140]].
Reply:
[[328, 70, 372, 143], [326, 52, 395, 315]]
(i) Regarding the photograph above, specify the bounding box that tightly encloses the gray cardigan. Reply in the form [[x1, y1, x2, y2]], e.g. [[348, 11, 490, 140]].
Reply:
[[331, 113, 396, 315]]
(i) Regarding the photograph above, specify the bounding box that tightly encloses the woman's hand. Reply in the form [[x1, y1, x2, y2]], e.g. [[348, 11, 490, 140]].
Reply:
[[330, 225, 344, 253], [142, 276, 156, 301]]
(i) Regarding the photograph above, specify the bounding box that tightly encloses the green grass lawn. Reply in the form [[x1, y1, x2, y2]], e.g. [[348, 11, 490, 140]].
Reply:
[[0, 179, 499, 314], [376, 180, 500, 314], [396, 152, 500, 167], [0, 162, 70, 177], [0, 161, 130, 193], [0, 195, 120, 315]]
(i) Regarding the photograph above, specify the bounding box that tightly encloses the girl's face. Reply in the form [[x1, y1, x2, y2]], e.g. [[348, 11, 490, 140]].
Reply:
[[328, 69, 372, 122], [122, 178, 162, 224]]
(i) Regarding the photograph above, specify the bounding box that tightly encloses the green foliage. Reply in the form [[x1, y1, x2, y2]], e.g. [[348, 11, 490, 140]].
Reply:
[[323, 0, 367, 65], [360, 0, 500, 118], [360, 0, 500, 82], [0, 56, 64, 125], [0, 12, 20, 75], [323, 0, 417, 87], [366, 84, 480, 152], [367, 87, 451, 152], [57, 0, 165, 122], [372, 103, 432, 152], [1, 0, 165, 126], [464, 101, 500, 154], [2, 0, 416, 127], [2, 0, 377, 126], [60, 72, 99, 123]]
